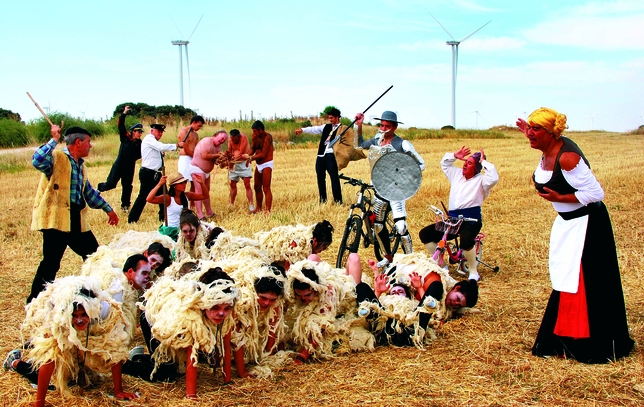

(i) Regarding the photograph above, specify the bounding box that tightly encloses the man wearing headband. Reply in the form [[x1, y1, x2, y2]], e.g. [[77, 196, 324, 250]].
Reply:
[[418, 146, 498, 281], [97, 105, 143, 214]]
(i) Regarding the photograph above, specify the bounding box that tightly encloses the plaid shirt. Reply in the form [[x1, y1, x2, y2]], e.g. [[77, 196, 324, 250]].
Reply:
[[32, 139, 112, 212]]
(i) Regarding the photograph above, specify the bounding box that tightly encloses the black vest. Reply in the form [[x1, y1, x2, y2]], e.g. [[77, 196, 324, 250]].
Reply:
[[318, 124, 339, 155], [533, 137, 590, 195]]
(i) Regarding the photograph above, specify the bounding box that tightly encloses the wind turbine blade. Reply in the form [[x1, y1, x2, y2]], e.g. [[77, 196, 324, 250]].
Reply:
[[429, 12, 455, 40], [187, 13, 204, 41], [185, 45, 192, 101], [459, 20, 491, 42], [169, 14, 185, 38]]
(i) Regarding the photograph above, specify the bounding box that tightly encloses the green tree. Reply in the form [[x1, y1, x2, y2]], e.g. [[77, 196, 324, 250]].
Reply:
[[0, 108, 21, 122]]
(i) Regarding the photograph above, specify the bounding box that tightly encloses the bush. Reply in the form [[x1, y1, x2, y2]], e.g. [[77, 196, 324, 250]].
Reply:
[[320, 106, 339, 117], [112, 102, 197, 120], [0, 119, 30, 147], [28, 112, 106, 143]]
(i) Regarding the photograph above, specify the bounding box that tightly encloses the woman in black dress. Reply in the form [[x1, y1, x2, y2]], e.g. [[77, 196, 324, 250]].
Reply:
[[517, 107, 633, 363]]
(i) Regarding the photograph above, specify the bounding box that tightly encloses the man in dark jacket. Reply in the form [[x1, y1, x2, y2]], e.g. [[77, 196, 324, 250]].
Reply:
[[98, 105, 143, 213], [294, 107, 345, 204]]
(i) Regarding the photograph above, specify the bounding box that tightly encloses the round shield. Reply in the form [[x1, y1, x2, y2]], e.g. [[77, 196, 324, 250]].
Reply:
[[371, 151, 422, 201]]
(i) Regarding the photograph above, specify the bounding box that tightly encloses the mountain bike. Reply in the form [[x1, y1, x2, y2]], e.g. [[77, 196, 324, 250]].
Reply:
[[335, 174, 405, 268], [428, 205, 499, 275]]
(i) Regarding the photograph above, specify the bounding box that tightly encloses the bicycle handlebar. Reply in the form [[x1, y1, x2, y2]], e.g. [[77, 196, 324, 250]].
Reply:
[[429, 205, 478, 223], [339, 173, 373, 188]]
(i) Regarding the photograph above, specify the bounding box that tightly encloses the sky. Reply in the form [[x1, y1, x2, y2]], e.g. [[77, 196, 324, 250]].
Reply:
[[1, 0, 643, 132]]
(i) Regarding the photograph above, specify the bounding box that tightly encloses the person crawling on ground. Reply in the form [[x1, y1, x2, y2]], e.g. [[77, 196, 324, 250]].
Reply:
[[353, 252, 479, 348], [255, 220, 334, 270], [175, 209, 214, 261], [141, 266, 244, 399], [7, 276, 137, 406], [284, 260, 374, 364]]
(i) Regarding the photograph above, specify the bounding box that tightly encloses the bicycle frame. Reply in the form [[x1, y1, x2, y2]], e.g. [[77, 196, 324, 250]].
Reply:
[[428, 205, 499, 274], [335, 174, 407, 268], [336, 175, 376, 268]]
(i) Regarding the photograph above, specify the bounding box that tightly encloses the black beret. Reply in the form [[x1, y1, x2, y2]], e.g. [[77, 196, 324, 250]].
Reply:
[[64, 126, 91, 136]]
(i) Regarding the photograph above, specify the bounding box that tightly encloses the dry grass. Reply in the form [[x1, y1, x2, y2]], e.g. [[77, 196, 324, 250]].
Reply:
[[1, 132, 643, 406]]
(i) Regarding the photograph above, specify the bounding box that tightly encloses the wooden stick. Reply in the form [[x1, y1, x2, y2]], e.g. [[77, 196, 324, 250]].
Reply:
[[161, 166, 168, 227], [26, 92, 54, 126], [328, 85, 393, 148]]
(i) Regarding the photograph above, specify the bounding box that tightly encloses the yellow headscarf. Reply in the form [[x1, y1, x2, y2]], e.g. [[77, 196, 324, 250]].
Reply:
[[527, 107, 568, 138]]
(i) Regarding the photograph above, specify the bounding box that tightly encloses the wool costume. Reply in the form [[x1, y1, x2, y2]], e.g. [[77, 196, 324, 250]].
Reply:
[[21, 276, 131, 396]]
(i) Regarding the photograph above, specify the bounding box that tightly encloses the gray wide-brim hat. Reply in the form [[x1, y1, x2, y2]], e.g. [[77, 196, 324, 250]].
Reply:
[[375, 111, 403, 124]]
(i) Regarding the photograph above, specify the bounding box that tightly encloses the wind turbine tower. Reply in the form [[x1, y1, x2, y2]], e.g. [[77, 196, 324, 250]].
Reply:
[[431, 14, 491, 128], [171, 14, 204, 107], [172, 40, 189, 106]]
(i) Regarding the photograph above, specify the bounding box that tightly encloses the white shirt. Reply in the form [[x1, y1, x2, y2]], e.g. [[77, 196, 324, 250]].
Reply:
[[141, 133, 177, 171], [441, 153, 499, 211]]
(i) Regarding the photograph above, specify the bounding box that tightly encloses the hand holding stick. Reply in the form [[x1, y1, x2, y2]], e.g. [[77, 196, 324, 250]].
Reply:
[[328, 85, 393, 148], [26, 92, 64, 130]]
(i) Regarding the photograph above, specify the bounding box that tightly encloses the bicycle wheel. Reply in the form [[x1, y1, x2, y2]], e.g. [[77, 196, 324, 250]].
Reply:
[[373, 209, 403, 261], [336, 215, 362, 268]]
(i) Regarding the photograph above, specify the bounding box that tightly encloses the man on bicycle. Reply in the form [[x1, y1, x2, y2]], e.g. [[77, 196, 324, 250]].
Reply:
[[354, 111, 425, 268], [418, 146, 499, 281]]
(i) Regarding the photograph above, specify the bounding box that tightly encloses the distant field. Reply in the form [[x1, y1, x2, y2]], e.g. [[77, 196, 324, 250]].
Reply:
[[1, 130, 643, 406]]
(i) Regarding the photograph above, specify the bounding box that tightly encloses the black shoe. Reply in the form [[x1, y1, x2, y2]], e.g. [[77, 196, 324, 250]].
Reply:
[[97, 182, 106, 192]]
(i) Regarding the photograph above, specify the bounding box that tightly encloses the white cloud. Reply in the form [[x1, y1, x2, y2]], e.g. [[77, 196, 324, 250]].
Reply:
[[573, 0, 644, 15], [524, 14, 644, 50]]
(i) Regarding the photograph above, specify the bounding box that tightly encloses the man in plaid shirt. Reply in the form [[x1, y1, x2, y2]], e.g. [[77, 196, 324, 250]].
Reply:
[[28, 124, 118, 303]]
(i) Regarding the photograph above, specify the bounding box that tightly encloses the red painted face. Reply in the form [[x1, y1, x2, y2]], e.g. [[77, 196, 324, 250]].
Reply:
[[257, 292, 279, 311], [445, 289, 466, 309], [205, 303, 234, 325], [294, 288, 316, 305], [72, 305, 90, 331], [379, 120, 397, 137]]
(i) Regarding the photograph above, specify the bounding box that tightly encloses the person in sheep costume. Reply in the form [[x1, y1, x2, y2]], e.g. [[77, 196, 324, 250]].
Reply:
[[208, 229, 267, 262], [82, 230, 173, 281], [175, 209, 214, 262], [141, 266, 242, 398], [213, 256, 291, 378], [254, 220, 334, 269], [20, 275, 137, 406], [356, 251, 479, 348], [283, 259, 375, 364]]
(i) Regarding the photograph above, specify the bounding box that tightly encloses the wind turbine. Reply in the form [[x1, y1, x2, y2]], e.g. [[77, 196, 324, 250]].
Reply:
[[171, 14, 204, 106], [80, 102, 89, 120], [472, 110, 483, 129], [589, 113, 596, 130], [430, 14, 491, 128]]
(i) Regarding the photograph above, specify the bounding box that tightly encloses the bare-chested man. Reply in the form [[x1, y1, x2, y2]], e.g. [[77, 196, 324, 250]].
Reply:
[[248, 120, 273, 214], [227, 129, 254, 213], [177, 115, 205, 184]]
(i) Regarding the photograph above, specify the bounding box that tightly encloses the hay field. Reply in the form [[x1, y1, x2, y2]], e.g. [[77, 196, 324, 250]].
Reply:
[[0, 131, 643, 406]]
